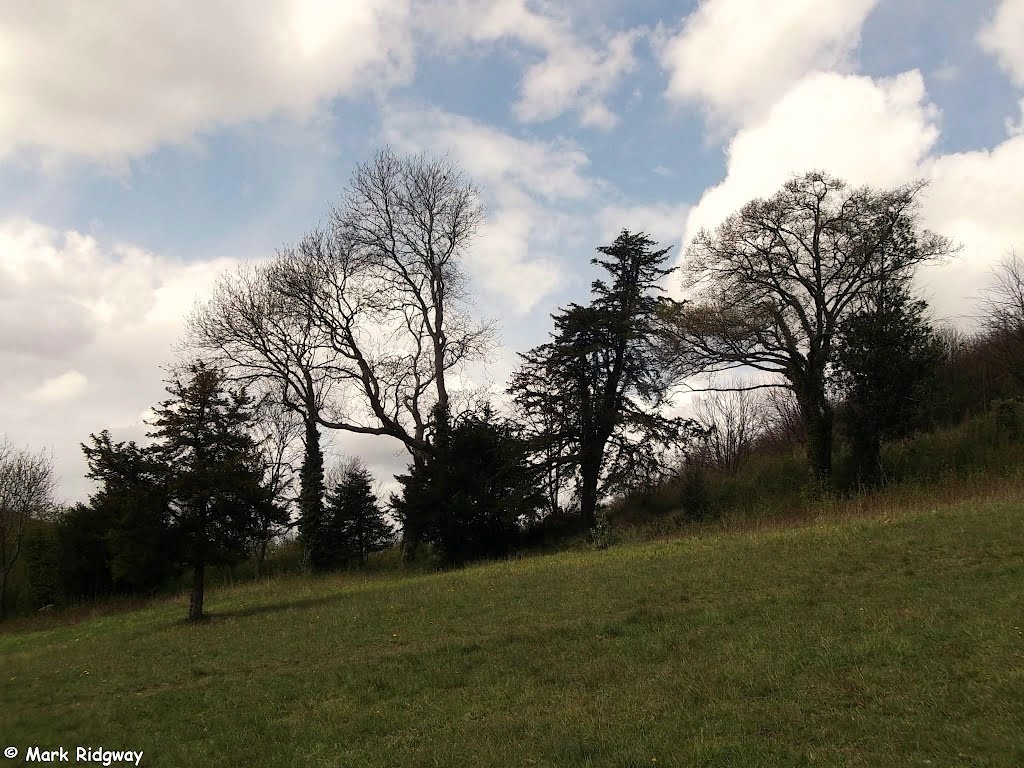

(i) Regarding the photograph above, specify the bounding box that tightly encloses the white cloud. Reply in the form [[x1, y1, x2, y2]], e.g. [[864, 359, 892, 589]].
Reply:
[[660, 0, 878, 124], [677, 68, 1024, 324], [424, 0, 640, 128], [382, 107, 605, 311], [598, 202, 691, 251], [0, 218, 237, 502], [683, 71, 940, 244], [26, 370, 88, 404], [0, 0, 413, 160], [979, 0, 1024, 86]]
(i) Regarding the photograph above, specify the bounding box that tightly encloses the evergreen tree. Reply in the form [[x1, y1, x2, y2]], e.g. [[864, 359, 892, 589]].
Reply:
[[147, 361, 269, 621], [392, 405, 543, 566], [510, 231, 697, 529], [323, 463, 392, 567], [81, 431, 178, 594], [833, 278, 941, 487]]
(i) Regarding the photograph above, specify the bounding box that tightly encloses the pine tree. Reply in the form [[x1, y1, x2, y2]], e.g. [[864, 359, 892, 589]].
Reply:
[[147, 361, 269, 621], [323, 464, 392, 567]]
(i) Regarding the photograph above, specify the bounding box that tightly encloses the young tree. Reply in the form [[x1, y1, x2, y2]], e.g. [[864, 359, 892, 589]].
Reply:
[[147, 361, 269, 622], [510, 231, 696, 529], [322, 461, 392, 567], [666, 172, 956, 481], [692, 388, 765, 474], [392, 405, 543, 565], [833, 279, 941, 487], [0, 439, 55, 619]]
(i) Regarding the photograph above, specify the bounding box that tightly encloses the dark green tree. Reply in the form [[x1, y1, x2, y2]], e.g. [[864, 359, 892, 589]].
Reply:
[[147, 361, 269, 622], [833, 278, 941, 487], [510, 230, 696, 529], [323, 462, 392, 567], [81, 431, 178, 594], [392, 404, 543, 565]]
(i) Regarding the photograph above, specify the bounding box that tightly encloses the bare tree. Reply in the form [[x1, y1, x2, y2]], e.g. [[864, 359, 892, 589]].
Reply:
[[761, 385, 807, 449], [0, 439, 55, 619], [977, 250, 1024, 387], [692, 388, 765, 474], [189, 261, 336, 558], [665, 171, 957, 481], [276, 149, 495, 463], [251, 399, 303, 578]]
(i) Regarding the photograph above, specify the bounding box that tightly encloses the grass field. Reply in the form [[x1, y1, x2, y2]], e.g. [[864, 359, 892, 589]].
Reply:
[[3, 499, 1023, 767]]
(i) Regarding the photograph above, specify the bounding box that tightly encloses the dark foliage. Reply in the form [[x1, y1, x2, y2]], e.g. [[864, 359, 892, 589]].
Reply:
[[147, 360, 270, 621], [510, 230, 698, 529], [392, 405, 544, 566], [322, 464, 392, 568], [833, 279, 942, 487]]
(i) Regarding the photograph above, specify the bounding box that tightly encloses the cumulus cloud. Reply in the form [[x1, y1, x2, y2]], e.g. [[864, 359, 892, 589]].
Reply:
[[683, 71, 940, 243], [0, 218, 237, 502], [424, 0, 641, 128], [979, 0, 1024, 86], [660, 0, 879, 124], [0, 0, 413, 160], [677, 67, 1024, 323], [382, 107, 605, 311]]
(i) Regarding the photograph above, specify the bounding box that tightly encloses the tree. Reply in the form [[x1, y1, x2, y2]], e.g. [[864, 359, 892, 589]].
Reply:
[[510, 230, 698, 529], [977, 250, 1024, 388], [250, 401, 301, 578], [0, 439, 55, 619], [188, 262, 333, 578], [833, 279, 941, 487], [81, 431, 178, 593], [322, 461, 392, 567], [147, 361, 269, 622], [666, 172, 956, 482], [274, 150, 494, 466], [692, 388, 765, 474], [392, 405, 543, 565]]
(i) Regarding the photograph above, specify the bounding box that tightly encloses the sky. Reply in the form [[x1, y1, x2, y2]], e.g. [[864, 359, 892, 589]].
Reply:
[[2, 0, 1024, 504]]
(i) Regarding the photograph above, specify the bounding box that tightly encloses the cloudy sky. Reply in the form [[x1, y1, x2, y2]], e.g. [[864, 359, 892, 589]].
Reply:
[[3, 0, 1023, 503]]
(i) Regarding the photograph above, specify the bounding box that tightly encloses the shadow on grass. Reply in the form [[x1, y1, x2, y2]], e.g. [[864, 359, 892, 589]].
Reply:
[[209, 592, 351, 621]]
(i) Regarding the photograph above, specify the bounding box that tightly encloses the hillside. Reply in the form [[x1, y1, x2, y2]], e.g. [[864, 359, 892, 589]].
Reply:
[[3, 499, 1024, 767]]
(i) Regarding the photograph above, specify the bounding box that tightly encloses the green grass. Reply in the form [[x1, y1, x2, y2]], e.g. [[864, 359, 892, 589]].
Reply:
[[3, 498, 1024, 767]]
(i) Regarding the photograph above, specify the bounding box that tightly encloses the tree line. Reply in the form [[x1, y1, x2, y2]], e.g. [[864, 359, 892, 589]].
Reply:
[[4, 151, 1022, 621]]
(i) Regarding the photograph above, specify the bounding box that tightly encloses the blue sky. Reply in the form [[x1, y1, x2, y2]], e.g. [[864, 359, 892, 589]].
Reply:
[[2, 0, 1023, 501]]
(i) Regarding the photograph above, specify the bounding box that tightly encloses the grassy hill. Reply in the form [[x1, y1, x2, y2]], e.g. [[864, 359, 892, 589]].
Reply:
[[3, 497, 1023, 767]]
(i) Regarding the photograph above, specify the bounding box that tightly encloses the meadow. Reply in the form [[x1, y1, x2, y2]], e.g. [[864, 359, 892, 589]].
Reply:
[[3, 494, 1023, 767]]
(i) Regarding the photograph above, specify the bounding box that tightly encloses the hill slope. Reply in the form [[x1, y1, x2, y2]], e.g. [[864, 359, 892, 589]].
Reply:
[[3, 501, 1024, 767]]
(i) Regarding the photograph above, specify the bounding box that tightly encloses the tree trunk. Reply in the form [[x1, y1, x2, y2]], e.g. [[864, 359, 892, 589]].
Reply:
[[0, 571, 8, 620], [798, 387, 834, 482], [189, 564, 205, 622], [579, 455, 600, 529], [255, 540, 267, 580]]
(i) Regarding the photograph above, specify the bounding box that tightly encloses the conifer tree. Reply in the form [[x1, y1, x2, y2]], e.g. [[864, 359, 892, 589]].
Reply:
[[323, 463, 392, 567], [147, 361, 269, 621]]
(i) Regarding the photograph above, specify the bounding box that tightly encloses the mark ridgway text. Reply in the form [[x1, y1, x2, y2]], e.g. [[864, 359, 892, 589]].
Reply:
[[23, 747, 143, 766]]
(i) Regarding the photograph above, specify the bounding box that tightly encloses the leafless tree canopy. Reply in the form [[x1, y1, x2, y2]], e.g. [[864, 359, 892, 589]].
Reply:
[[191, 149, 495, 463], [977, 250, 1024, 386], [0, 439, 55, 617], [665, 171, 957, 478], [692, 388, 766, 474]]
